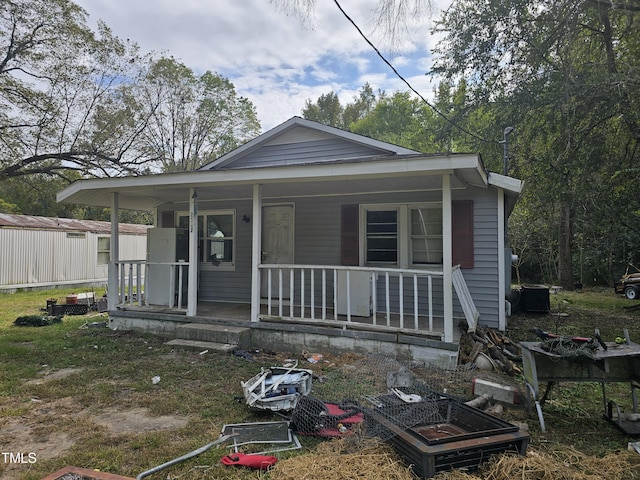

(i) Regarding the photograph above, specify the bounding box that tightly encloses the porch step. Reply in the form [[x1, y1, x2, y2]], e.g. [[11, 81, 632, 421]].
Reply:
[[165, 338, 237, 353], [173, 323, 251, 349]]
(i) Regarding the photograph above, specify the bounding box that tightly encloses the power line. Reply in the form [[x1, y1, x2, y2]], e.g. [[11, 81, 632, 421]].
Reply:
[[332, 0, 492, 144]]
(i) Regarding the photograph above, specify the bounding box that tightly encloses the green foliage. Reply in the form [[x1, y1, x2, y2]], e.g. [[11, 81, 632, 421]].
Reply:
[[342, 83, 378, 127], [141, 58, 261, 172], [302, 91, 344, 128], [302, 83, 383, 131], [352, 91, 452, 152], [0, 198, 20, 214], [0, 2, 148, 180], [431, 0, 640, 286], [0, 1, 261, 188], [0, 175, 78, 217]]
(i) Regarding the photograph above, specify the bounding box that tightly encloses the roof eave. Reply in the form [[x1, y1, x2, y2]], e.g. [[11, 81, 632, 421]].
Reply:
[[58, 153, 488, 210], [487, 172, 523, 196]]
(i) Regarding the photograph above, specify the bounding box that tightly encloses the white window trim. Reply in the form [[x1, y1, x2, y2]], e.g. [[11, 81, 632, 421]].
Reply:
[[177, 209, 236, 272], [360, 202, 442, 269]]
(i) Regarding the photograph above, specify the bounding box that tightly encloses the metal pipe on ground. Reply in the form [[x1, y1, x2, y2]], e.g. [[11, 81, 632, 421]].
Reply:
[[135, 434, 236, 480]]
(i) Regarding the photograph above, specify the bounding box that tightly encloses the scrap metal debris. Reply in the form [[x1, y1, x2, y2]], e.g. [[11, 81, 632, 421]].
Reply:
[[241, 362, 313, 411], [221, 421, 301, 454], [291, 397, 364, 437], [530, 327, 609, 362], [239, 353, 529, 477]]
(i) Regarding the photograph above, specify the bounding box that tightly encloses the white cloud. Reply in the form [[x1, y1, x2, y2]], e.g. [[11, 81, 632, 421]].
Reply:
[[76, 0, 444, 131]]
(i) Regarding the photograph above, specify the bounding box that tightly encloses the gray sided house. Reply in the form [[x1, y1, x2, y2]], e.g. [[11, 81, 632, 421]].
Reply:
[[0, 214, 149, 291], [57, 117, 522, 363]]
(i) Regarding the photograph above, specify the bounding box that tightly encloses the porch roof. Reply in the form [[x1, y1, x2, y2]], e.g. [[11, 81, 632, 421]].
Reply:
[[57, 153, 520, 211]]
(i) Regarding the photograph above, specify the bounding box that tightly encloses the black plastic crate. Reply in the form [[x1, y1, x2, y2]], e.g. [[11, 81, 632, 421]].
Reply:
[[365, 397, 529, 478], [49, 303, 90, 316], [64, 303, 89, 315]]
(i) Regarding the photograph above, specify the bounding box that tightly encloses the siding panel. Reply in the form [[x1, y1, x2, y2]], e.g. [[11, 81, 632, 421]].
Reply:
[[196, 200, 253, 303], [0, 228, 146, 290], [218, 139, 390, 169], [190, 186, 502, 328]]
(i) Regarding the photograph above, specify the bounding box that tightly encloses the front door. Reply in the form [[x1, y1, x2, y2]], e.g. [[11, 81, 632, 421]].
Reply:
[[261, 205, 294, 298]]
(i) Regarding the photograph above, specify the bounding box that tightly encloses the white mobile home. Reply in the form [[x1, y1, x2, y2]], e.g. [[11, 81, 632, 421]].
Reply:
[[0, 214, 149, 291]]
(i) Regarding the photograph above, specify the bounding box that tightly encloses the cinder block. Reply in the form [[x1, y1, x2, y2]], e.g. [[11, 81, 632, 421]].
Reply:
[[472, 378, 521, 404]]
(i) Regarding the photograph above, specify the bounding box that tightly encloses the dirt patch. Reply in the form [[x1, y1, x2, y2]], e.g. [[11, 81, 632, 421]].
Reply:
[[93, 408, 189, 435], [0, 395, 190, 480], [0, 398, 77, 480], [25, 367, 84, 385]]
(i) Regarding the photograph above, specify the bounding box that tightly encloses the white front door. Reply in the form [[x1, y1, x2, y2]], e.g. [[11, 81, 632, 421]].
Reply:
[[261, 205, 294, 298]]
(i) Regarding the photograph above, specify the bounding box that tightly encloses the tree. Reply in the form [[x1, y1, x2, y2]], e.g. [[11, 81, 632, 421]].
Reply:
[[0, 0, 262, 220], [302, 92, 344, 128], [351, 90, 440, 151], [0, 175, 78, 217], [302, 84, 384, 130], [0, 1, 261, 183], [431, 0, 640, 288], [0, 0, 151, 181], [342, 83, 378, 128], [133, 57, 260, 172]]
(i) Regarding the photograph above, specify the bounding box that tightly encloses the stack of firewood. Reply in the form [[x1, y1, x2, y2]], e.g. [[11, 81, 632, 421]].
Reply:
[[458, 322, 522, 376]]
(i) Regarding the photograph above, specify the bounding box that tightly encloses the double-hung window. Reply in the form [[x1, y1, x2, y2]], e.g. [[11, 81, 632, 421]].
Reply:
[[97, 236, 110, 265], [365, 209, 398, 264], [410, 206, 443, 265], [177, 210, 235, 270], [362, 203, 443, 267]]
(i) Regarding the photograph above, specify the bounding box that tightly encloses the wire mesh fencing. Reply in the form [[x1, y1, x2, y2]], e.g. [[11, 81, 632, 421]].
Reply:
[[290, 354, 479, 442]]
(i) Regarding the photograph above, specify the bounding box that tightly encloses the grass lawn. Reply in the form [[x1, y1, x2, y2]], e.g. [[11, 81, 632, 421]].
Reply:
[[1, 286, 640, 479], [0, 288, 296, 479]]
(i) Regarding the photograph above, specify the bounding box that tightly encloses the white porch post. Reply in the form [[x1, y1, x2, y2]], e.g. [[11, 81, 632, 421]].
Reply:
[[442, 174, 454, 343], [497, 188, 506, 330], [250, 184, 262, 322], [187, 188, 198, 316], [107, 192, 119, 311]]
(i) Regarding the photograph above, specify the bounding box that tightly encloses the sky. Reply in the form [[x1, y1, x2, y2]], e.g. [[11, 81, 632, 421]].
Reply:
[[74, 0, 448, 132]]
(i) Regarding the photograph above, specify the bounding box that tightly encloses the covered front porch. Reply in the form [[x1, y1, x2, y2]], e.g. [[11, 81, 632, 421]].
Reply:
[[96, 160, 484, 345], [113, 261, 476, 343], [59, 150, 516, 355]]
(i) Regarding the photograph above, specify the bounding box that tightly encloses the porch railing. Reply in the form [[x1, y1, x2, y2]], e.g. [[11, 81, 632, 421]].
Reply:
[[258, 264, 445, 335], [115, 260, 188, 309], [112, 261, 475, 338]]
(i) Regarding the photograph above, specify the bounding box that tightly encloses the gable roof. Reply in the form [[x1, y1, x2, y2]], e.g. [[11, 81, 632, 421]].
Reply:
[[200, 116, 420, 170], [57, 116, 520, 211]]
